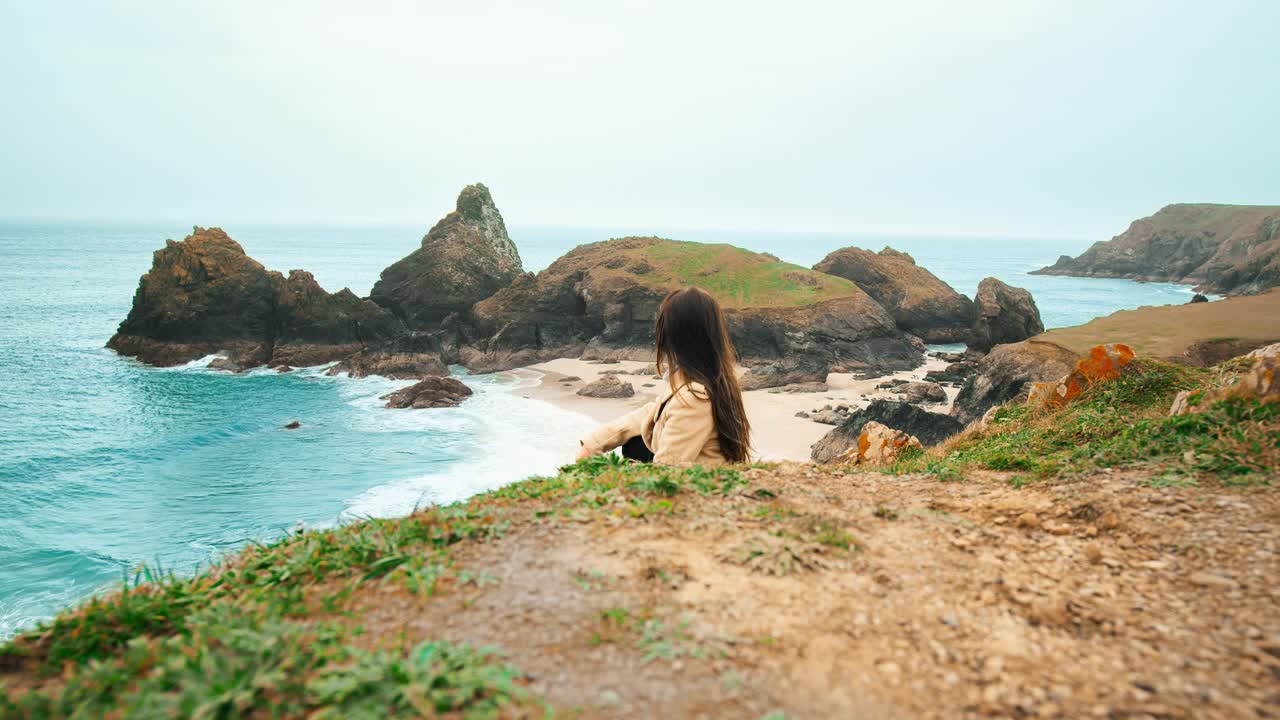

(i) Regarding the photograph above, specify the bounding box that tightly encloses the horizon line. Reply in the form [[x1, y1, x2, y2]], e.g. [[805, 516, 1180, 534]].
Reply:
[[0, 215, 1095, 243]]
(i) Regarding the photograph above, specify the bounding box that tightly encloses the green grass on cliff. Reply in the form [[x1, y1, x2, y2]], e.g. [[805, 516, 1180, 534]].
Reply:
[[0, 459, 755, 718], [606, 239, 859, 308], [883, 358, 1279, 485]]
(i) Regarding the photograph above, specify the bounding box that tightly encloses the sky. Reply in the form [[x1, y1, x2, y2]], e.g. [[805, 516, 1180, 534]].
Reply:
[[0, 1, 1276, 238]]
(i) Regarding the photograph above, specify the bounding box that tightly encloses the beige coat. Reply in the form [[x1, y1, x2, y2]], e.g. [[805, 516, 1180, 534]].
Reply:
[[580, 381, 724, 465]]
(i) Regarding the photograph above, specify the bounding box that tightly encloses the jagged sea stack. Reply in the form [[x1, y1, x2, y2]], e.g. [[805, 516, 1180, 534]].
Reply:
[[107, 227, 400, 369], [369, 184, 524, 328]]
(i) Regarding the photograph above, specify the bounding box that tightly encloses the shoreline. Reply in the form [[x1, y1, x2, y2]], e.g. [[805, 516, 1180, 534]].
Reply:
[[506, 355, 957, 462]]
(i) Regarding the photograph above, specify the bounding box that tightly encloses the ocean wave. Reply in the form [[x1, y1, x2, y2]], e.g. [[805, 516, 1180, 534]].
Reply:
[[340, 368, 594, 519]]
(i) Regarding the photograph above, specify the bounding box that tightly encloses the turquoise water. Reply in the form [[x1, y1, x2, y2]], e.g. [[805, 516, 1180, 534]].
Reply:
[[0, 222, 1199, 638]]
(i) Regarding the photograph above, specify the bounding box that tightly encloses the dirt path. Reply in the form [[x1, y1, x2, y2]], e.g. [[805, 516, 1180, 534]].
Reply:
[[339, 464, 1280, 719]]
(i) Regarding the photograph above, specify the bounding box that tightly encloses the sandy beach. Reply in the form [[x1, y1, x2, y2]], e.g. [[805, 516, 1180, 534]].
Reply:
[[509, 355, 957, 462]]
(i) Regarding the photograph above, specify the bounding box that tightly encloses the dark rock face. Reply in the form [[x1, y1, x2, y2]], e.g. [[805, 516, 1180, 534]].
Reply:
[[724, 297, 919, 375], [950, 340, 1079, 426], [369, 184, 523, 328], [813, 247, 975, 343], [381, 377, 473, 409], [739, 359, 829, 391], [328, 351, 448, 380], [1032, 204, 1280, 296], [326, 331, 454, 379], [924, 359, 979, 385], [1189, 294, 1209, 304], [576, 375, 635, 398], [107, 227, 400, 370], [810, 400, 964, 463], [968, 278, 1045, 352]]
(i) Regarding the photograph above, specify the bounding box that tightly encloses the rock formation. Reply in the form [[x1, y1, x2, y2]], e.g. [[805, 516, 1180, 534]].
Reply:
[[811, 400, 964, 463], [829, 421, 923, 466], [1026, 344, 1137, 411], [813, 247, 975, 343], [1171, 346, 1278, 416], [968, 278, 1045, 353], [466, 237, 921, 375], [739, 359, 829, 391], [1032, 204, 1280, 296], [369, 184, 523, 328], [813, 246, 1043, 350], [901, 381, 947, 404], [107, 227, 400, 371], [950, 340, 1080, 426], [381, 377, 473, 409], [576, 375, 635, 398]]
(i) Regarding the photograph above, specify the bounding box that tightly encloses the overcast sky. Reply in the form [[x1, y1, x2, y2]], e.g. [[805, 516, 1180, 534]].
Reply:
[[1, 1, 1276, 238]]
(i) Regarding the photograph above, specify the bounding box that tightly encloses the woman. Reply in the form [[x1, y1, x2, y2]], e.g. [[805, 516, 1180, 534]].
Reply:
[[576, 287, 751, 465]]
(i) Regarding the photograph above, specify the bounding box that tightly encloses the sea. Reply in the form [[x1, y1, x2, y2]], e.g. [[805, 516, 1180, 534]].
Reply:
[[0, 222, 1202, 638]]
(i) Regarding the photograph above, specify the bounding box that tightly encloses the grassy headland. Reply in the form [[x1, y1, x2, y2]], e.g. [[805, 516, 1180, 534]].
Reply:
[[586, 238, 860, 309]]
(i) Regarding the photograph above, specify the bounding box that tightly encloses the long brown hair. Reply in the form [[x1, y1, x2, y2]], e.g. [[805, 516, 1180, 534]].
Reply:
[[654, 287, 751, 463]]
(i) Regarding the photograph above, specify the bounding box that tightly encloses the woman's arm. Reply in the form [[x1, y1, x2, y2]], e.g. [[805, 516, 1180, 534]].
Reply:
[[578, 399, 658, 457]]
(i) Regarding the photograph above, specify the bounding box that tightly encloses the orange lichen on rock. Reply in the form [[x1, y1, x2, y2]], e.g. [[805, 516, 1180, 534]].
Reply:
[[1030, 343, 1137, 410], [837, 421, 923, 465]]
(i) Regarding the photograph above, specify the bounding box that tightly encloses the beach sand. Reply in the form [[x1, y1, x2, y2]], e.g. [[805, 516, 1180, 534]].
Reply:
[[509, 355, 957, 462]]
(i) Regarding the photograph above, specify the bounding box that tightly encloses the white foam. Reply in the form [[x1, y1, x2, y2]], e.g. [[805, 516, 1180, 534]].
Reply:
[[339, 369, 594, 519]]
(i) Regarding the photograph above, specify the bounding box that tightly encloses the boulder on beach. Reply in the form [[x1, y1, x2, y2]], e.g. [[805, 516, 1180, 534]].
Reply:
[[381, 377, 473, 409], [811, 400, 964, 463], [576, 375, 635, 398], [968, 277, 1044, 352]]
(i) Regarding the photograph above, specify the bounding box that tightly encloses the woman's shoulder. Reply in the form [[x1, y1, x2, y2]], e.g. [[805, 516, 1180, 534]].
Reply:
[[669, 381, 711, 408]]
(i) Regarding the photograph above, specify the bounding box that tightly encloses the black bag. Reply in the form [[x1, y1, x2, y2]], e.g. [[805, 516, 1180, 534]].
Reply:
[[618, 396, 672, 463], [621, 435, 655, 463]]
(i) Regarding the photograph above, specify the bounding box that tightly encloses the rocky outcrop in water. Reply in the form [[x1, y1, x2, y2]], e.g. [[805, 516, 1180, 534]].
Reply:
[[950, 340, 1079, 426], [968, 278, 1044, 353], [107, 227, 400, 370], [811, 400, 963, 463], [1032, 204, 1280, 296], [381, 376, 473, 409], [813, 247, 975, 343], [369, 184, 523, 328]]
